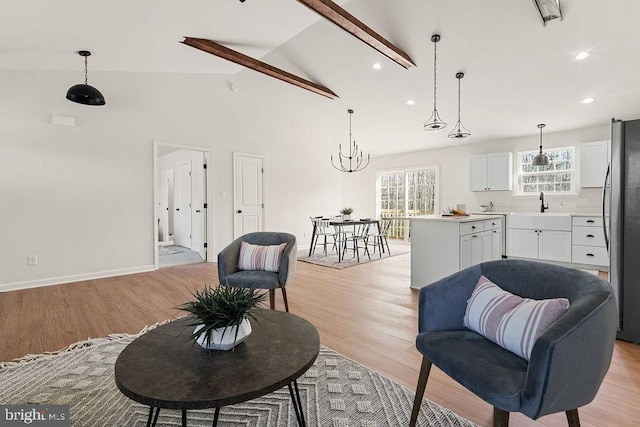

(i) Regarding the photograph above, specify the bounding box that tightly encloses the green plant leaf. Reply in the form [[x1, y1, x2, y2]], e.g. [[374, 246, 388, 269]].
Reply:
[[177, 284, 265, 348]]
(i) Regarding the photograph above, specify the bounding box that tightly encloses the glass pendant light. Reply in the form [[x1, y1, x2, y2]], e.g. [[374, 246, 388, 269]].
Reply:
[[424, 34, 446, 131], [532, 123, 550, 166], [448, 72, 471, 140], [66, 51, 106, 106]]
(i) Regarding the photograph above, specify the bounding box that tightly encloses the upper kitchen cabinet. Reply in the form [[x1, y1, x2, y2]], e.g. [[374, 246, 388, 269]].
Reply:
[[469, 152, 513, 191], [580, 140, 609, 188]]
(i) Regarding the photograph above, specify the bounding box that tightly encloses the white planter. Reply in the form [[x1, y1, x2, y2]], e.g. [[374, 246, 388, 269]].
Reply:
[[194, 318, 252, 351]]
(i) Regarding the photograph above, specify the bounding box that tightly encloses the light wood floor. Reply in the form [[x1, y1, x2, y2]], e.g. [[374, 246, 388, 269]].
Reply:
[[1, 255, 639, 427]]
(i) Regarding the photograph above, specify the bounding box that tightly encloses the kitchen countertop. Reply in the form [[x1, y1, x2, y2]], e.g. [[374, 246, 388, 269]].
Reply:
[[469, 211, 601, 217], [395, 214, 503, 223]]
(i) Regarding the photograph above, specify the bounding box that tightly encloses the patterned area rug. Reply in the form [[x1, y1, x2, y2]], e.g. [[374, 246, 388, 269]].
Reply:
[[0, 332, 475, 427], [298, 246, 410, 270]]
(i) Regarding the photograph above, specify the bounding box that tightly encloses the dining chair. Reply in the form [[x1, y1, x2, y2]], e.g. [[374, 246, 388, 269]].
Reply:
[[341, 223, 371, 262], [312, 219, 338, 256], [366, 218, 392, 257]]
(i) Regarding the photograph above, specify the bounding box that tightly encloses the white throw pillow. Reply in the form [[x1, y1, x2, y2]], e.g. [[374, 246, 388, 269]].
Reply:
[[463, 275, 570, 360], [238, 241, 286, 273]]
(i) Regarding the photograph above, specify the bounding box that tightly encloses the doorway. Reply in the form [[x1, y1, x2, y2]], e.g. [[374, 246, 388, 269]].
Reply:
[[154, 143, 212, 269]]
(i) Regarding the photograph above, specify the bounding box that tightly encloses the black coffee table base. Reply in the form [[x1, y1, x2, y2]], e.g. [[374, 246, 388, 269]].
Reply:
[[143, 379, 306, 427]]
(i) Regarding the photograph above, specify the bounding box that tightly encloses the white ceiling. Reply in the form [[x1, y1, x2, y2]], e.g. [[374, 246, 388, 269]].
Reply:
[[3, 0, 640, 156]]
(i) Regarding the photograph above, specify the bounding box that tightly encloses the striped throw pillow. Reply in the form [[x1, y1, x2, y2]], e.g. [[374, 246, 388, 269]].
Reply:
[[238, 241, 287, 273], [463, 275, 570, 360]]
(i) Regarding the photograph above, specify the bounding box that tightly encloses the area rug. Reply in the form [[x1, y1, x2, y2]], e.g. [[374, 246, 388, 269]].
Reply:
[[0, 331, 475, 427], [298, 246, 410, 270], [159, 245, 186, 256]]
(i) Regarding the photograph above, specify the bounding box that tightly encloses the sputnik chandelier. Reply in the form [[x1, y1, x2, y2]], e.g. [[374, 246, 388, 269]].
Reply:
[[331, 109, 370, 173]]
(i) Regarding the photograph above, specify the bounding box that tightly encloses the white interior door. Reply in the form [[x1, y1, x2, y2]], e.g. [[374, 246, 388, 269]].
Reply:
[[191, 153, 207, 260], [234, 153, 264, 238], [175, 161, 193, 248]]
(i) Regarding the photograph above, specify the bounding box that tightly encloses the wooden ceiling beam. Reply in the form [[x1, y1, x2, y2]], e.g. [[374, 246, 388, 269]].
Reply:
[[296, 0, 415, 69], [181, 37, 338, 99]]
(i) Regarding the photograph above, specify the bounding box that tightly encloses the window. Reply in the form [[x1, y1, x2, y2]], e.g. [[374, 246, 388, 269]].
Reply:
[[376, 166, 439, 240], [517, 146, 575, 194]]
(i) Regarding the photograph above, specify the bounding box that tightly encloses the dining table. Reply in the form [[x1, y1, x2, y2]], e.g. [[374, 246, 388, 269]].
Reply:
[[308, 218, 380, 262]]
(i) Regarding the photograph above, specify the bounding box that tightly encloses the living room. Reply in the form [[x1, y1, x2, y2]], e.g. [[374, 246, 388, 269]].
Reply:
[[2, 1, 640, 426]]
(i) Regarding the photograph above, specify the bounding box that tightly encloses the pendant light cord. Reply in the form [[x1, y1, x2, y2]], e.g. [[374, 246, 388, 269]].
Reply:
[[349, 110, 353, 144], [433, 39, 437, 111], [84, 55, 88, 85], [457, 77, 461, 122]]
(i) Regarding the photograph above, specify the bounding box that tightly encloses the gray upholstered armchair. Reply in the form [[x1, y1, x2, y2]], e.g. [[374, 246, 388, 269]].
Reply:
[[217, 232, 297, 312], [410, 259, 617, 427]]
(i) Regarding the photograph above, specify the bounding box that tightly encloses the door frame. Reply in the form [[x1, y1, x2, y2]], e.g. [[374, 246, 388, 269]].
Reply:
[[153, 141, 214, 269], [233, 152, 266, 238]]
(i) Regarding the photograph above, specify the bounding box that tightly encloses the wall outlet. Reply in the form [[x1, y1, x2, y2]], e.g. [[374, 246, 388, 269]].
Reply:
[[27, 255, 38, 266], [507, 198, 514, 205], [580, 197, 591, 205]]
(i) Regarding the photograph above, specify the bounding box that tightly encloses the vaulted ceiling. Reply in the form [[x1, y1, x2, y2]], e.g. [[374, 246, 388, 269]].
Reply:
[[3, 0, 640, 155]]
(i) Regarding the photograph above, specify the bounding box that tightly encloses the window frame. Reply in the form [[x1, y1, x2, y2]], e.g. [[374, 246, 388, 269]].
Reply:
[[516, 146, 576, 195], [375, 165, 440, 240]]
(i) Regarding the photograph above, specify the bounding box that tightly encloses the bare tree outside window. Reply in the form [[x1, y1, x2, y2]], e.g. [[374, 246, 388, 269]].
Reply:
[[518, 147, 575, 194], [377, 167, 439, 240]]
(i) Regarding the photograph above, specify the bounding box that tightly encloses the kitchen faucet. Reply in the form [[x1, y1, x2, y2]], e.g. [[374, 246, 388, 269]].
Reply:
[[540, 192, 549, 213]]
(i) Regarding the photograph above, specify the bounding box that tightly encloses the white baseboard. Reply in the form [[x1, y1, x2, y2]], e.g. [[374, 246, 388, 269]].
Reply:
[[0, 265, 156, 293]]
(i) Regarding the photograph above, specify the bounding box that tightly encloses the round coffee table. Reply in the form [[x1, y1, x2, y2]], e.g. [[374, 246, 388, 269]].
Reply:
[[114, 308, 320, 427]]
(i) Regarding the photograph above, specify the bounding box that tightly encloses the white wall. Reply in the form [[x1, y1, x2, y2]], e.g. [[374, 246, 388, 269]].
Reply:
[[342, 124, 611, 217], [0, 70, 236, 290], [0, 66, 349, 290]]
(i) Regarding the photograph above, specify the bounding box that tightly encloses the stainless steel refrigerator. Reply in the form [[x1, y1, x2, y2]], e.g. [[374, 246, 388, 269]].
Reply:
[[606, 118, 640, 343]]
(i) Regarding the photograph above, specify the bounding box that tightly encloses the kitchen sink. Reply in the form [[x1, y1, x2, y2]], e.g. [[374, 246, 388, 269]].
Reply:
[[509, 212, 571, 216], [508, 212, 572, 230]]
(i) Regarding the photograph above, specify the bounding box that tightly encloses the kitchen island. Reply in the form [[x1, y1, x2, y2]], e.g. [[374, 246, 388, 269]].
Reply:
[[407, 214, 504, 289]]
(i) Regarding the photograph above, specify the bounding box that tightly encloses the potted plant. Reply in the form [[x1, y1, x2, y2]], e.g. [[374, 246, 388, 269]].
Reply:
[[340, 207, 354, 220], [178, 284, 265, 351]]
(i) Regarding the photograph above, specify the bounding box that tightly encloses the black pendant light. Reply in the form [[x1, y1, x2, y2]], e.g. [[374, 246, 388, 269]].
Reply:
[[424, 34, 446, 131], [66, 51, 106, 106], [532, 123, 550, 166], [448, 72, 471, 140]]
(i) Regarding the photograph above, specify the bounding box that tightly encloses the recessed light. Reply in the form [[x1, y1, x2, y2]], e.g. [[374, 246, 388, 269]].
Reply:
[[581, 97, 596, 104], [406, 99, 415, 105], [575, 51, 590, 60], [372, 62, 382, 70]]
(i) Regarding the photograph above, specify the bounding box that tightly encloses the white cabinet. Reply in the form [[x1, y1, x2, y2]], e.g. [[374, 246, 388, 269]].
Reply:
[[571, 216, 608, 267], [507, 214, 572, 262], [539, 230, 573, 262], [410, 216, 504, 288], [469, 152, 513, 191], [509, 229, 540, 259], [460, 233, 484, 269], [459, 219, 503, 270], [580, 141, 609, 188]]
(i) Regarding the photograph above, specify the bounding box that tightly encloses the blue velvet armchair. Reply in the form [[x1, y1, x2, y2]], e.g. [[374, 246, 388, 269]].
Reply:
[[409, 259, 617, 427], [218, 232, 297, 312]]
